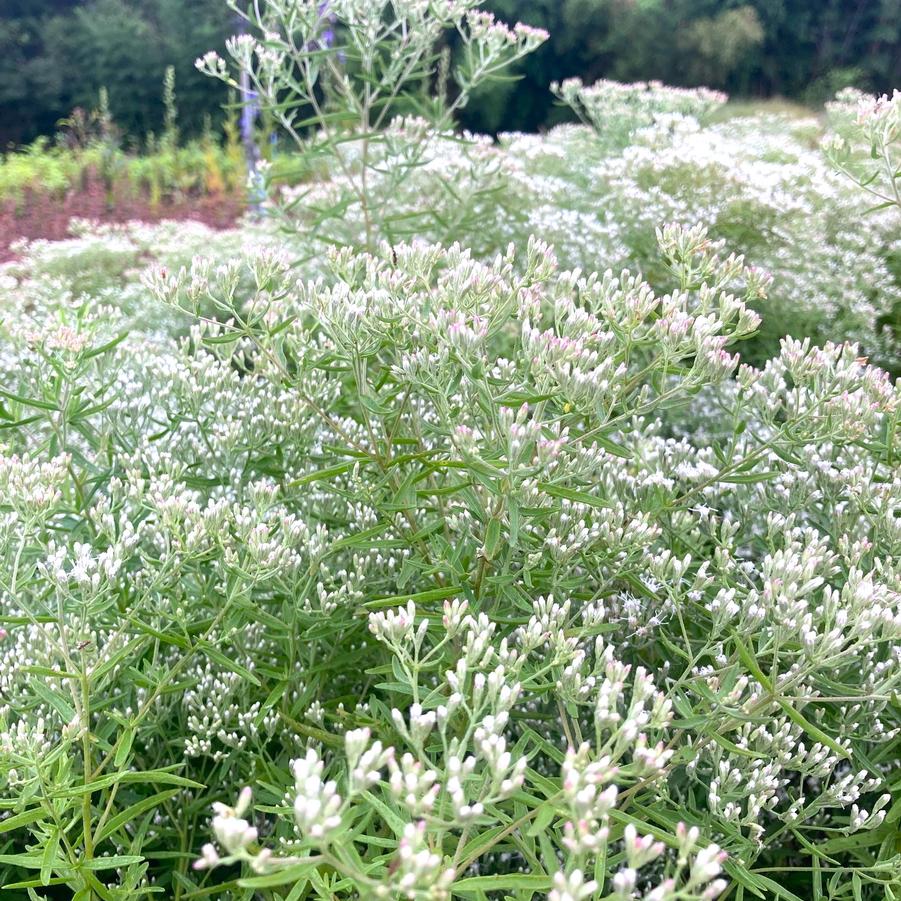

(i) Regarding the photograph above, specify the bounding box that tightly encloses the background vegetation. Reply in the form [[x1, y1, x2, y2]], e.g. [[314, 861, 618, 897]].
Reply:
[[2, 0, 900, 147]]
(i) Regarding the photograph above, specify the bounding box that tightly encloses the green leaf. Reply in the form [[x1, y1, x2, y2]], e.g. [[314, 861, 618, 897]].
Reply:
[[58, 770, 204, 797], [198, 642, 261, 686], [363, 584, 462, 609], [0, 807, 46, 835], [28, 679, 76, 723], [593, 433, 631, 458], [80, 854, 144, 870], [288, 461, 356, 488], [359, 791, 406, 836], [21, 666, 79, 679], [538, 483, 609, 509], [454, 874, 551, 892], [95, 789, 181, 843], [457, 825, 510, 865], [483, 517, 502, 560], [1, 877, 68, 889], [0, 387, 57, 411], [238, 862, 318, 888], [40, 828, 60, 885], [0, 852, 43, 868], [863, 200, 897, 215], [720, 471, 780, 484], [82, 332, 129, 360], [126, 616, 190, 650], [114, 726, 135, 769], [525, 802, 558, 837]]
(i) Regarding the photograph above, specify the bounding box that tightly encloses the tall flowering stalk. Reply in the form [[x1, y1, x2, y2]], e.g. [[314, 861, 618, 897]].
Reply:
[[826, 88, 901, 214], [196, 0, 547, 253]]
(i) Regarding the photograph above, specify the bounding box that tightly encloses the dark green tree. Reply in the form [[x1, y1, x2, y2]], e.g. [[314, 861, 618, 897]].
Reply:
[[0, 0, 232, 147], [1, 0, 899, 145]]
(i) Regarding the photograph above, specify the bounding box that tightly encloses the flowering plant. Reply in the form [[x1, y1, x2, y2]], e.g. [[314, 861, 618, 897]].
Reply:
[[0, 2, 898, 900], [0, 205, 899, 901], [551, 78, 727, 150], [826, 88, 901, 215], [196, 0, 547, 253]]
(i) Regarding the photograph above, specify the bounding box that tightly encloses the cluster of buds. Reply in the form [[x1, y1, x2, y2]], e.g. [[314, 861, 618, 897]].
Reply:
[[561, 743, 618, 854], [369, 600, 419, 646], [376, 821, 455, 900], [292, 748, 344, 842], [195, 787, 262, 872], [464, 10, 549, 55]]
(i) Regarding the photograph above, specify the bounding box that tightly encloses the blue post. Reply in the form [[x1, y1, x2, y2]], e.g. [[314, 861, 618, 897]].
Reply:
[[236, 9, 263, 214]]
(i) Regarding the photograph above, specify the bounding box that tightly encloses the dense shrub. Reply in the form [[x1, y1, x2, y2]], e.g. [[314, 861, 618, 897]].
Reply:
[[252, 77, 900, 372], [0, 2, 899, 900], [497, 100, 901, 371], [1, 208, 899, 899]]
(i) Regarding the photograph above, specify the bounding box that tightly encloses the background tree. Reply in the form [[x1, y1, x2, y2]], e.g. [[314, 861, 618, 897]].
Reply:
[[1, 0, 899, 146], [0, 0, 231, 146]]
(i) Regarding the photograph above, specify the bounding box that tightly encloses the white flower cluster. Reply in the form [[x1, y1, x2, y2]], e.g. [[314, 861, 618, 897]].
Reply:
[[551, 77, 727, 148], [198, 598, 731, 901], [825, 87, 901, 220], [228, 76, 900, 372]]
